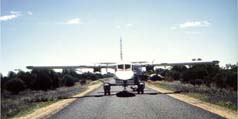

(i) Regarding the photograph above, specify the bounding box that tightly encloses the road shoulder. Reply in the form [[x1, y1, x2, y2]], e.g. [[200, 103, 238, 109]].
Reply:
[[14, 81, 102, 119], [146, 82, 237, 119]]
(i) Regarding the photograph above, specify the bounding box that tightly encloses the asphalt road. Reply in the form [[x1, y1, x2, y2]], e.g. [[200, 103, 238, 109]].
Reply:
[[49, 79, 225, 119]]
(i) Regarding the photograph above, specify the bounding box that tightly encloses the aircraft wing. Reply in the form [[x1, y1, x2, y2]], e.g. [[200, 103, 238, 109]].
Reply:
[[152, 60, 219, 67], [26, 65, 116, 70], [132, 60, 219, 68]]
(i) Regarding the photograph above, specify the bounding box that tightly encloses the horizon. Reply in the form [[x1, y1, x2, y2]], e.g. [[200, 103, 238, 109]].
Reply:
[[1, 0, 237, 76]]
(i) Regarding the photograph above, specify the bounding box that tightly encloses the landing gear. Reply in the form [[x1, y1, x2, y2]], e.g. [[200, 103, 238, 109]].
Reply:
[[137, 82, 145, 94], [103, 83, 111, 95]]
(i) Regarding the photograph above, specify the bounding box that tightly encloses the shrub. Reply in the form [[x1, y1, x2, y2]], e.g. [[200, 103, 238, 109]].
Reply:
[[171, 71, 180, 80], [182, 70, 194, 83], [225, 71, 237, 90], [63, 75, 75, 87], [80, 79, 86, 85], [30, 69, 53, 91], [190, 79, 203, 86], [4, 78, 26, 94]]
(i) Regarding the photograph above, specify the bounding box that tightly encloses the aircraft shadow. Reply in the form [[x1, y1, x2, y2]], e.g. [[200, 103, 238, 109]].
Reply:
[[64, 90, 182, 99]]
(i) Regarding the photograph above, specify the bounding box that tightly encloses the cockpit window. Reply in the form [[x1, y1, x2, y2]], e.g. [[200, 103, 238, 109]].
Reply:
[[118, 64, 124, 69], [125, 64, 131, 70]]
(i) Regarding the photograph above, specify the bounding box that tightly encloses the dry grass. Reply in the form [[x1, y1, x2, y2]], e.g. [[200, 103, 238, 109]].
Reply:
[[146, 81, 238, 119], [150, 80, 237, 111], [1, 82, 88, 119]]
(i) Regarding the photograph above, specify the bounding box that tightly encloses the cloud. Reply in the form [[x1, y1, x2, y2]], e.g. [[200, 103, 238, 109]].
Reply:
[[179, 21, 210, 28], [10, 11, 21, 14], [170, 20, 211, 31], [126, 24, 133, 27], [0, 11, 21, 21], [27, 11, 33, 15], [65, 18, 81, 25], [116, 24, 133, 29]]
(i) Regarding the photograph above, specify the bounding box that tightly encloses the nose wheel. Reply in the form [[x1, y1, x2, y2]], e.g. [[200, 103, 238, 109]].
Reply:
[[103, 83, 111, 95]]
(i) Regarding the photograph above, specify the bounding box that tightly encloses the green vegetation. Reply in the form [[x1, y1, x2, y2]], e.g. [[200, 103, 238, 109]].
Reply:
[[12, 100, 58, 119], [147, 63, 237, 110], [4, 78, 26, 94], [151, 81, 237, 110], [63, 74, 76, 87], [153, 63, 237, 91], [1, 69, 112, 119], [1, 69, 108, 94]]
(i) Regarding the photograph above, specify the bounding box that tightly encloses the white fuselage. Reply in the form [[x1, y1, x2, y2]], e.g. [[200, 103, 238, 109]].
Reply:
[[114, 62, 134, 81]]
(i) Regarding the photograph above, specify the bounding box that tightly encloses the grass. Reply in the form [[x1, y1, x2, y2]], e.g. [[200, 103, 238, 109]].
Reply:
[[149, 80, 237, 111], [11, 100, 59, 119], [3, 79, 105, 119], [1, 81, 91, 119]]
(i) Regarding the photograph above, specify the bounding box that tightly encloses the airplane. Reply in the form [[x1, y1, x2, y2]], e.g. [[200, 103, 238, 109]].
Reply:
[[26, 37, 219, 95]]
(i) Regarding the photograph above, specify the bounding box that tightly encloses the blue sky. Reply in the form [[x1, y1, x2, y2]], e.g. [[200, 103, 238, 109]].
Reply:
[[1, 0, 237, 75]]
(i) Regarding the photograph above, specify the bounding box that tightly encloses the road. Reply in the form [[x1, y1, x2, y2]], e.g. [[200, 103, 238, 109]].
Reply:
[[49, 79, 225, 119]]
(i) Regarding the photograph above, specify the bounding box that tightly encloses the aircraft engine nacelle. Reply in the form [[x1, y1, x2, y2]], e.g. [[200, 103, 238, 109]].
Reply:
[[93, 67, 101, 72]]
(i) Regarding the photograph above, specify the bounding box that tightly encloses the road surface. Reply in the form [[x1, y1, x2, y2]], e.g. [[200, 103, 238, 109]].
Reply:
[[49, 79, 225, 119]]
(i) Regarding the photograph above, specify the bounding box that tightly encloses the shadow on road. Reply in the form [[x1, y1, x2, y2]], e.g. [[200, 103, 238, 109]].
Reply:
[[116, 91, 136, 97], [62, 90, 182, 99]]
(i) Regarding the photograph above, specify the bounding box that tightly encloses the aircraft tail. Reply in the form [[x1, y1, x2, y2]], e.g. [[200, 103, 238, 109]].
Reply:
[[120, 37, 123, 61]]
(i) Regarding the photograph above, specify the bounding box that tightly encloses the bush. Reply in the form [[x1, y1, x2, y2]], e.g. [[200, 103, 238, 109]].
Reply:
[[225, 71, 237, 90], [80, 79, 86, 85], [63, 75, 75, 87], [171, 71, 180, 80], [190, 79, 203, 86], [214, 70, 237, 90], [4, 78, 26, 94], [30, 69, 53, 91], [182, 70, 194, 83]]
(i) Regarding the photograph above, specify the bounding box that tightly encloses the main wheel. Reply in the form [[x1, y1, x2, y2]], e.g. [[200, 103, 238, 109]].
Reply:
[[104, 83, 110, 95], [137, 89, 140, 94], [141, 89, 144, 94], [104, 90, 107, 95]]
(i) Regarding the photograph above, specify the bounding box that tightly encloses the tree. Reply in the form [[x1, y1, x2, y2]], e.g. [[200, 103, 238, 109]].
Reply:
[[16, 71, 32, 88], [4, 78, 26, 94], [63, 74, 75, 87], [30, 69, 53, 91], [7, 71, 17, 79], [171, 65, 187, 73]]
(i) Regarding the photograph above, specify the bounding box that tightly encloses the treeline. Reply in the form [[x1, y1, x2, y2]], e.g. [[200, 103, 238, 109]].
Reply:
[[1, 69, 113, 94], [151, 64, 237, 91]]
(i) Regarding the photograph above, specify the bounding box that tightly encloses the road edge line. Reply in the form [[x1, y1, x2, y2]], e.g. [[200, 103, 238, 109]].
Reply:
[[146, 82, 237, 119]]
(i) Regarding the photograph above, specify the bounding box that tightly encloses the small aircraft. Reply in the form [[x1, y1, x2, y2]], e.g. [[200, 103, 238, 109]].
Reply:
[[27, 38, 219, 95]]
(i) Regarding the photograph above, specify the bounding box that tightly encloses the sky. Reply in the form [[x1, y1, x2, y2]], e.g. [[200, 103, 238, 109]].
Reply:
[[0, 0, 237, 75]]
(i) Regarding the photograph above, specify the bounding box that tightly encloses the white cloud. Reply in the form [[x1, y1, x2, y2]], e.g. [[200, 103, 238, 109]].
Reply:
[[65, 18, 81, 25], [0, 11, 21, 21], [179, 21, 210, 28], [126, 24, 133, 27], [116, 24, 133, 29], [0, 14, 18, 21], [27, 11, 33, 15], [10, 11, 21, 14]]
